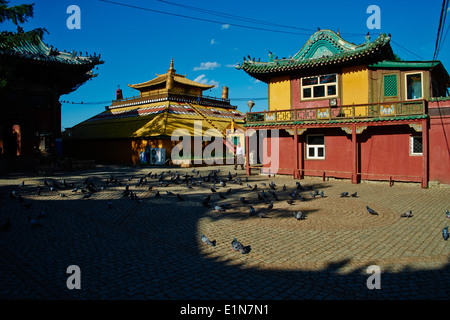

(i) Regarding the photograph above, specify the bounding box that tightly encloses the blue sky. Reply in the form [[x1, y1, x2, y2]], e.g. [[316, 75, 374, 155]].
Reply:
[[4, 0, 450, 129]]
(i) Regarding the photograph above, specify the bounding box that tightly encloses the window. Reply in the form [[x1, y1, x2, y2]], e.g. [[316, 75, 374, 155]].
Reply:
[[405, 72, 423, 100], [301, 74, 338, 100], [410, 136, 423, 155], [384, 74, 398, 97], [306, 135, 325, 159]]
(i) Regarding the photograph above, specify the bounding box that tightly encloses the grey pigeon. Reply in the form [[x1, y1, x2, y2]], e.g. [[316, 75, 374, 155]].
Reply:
[[82, 192, 92, 199], [309, 191, 316, 198], [201, 234, 216, 246], [351, 192, 358, 197], [443, 226, 449, 241], [366, 206, 378, 215], [240, 197, 249, 204], [215, 205, 226, 212], [267, 200, 274, 210], [340, 192, 349, 197], [249, 206, 256, 216], [320, 190, 324, 198], [287, 199, 294, 205], [294, 211, 305, 220], [258, 212, 268, 218], [231, 238, 249, 254], [400, 210, 413, 218], [445, 209, 450, 219]]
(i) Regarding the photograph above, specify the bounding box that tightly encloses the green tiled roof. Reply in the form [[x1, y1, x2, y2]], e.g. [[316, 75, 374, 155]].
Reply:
[[0, 37, 103, 67], [236, 30, 394, 82]]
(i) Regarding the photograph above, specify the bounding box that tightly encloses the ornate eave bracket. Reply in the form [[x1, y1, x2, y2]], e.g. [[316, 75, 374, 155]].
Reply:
[[285, 128, 307, 136], [408, 123, 422, 132], [341, 126, 368, 134]]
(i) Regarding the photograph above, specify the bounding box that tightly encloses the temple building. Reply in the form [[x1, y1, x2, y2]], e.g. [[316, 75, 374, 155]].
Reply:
[[237, 30, 450, 187], [0, 37, 103, 169], [63, 59, 245, 165]]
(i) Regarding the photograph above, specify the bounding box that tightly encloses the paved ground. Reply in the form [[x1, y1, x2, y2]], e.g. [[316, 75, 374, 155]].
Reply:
[[0, 164, 449, 300]]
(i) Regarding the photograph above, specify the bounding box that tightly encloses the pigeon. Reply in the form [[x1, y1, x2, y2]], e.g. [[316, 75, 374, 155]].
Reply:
[[366, 206, 378, 215], [166, 191, 174, 196], [176, 194, 185, 202], [19, 181, 25, 188], [400, 210, 413, 218], [82, 192, 92, 199], [443, 226, 449, 241], [309, 191, 316, 199], [340, 192, 349, 197], [282, 184, 286, 191], [294, 211, 305, 220], [0, 218, 11, 232], [267, 200, 274, 211], [258, 212, 268, 218], [286, 199, 295, 205], [210, 187, 217, 193], [36, 186, 41, 196], [231, 238, 249, 254], [28, 216, 41, 227], [201, 234, 216, 247], [249, 206, 256, 217], [240, 197, 249, 204], [155, 191, 160, 198], [320, 190, 324, 198], [72, 187, 78, 192], [37, 207, 47, 219], [215, 205, 226, 212], [202, 199, 211, 208], [60, 193, 67, 198], [445, 209, 450, 219], [351, 192, 358, 197]]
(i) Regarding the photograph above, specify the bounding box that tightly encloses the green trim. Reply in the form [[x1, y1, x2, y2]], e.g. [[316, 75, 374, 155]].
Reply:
[[369, 60, 442, 69], [243, 114, 427, 127]]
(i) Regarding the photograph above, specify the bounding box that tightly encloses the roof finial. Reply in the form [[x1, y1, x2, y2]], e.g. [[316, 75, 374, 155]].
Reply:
[[168, 57, 175, 73]]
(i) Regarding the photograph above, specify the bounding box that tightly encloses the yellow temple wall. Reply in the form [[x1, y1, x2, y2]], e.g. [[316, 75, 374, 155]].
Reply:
[[269, 76, 291, 111], [341, 65, 369, 116]]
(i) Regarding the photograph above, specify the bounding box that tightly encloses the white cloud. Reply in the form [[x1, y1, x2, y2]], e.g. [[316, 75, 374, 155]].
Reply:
[[193, 74, 219, 88], [193, 62, 221, 71], [210, 39, 217, 45], [221, 24, 230, 29], [226, 64, 237, 68]]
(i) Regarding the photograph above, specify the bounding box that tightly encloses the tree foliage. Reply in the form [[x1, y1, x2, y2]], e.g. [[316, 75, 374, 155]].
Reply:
[[0, 0, 47, 49], [0, 1, 47, 88]]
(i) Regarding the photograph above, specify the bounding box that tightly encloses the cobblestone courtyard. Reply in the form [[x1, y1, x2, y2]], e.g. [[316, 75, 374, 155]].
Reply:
[[0, 165, 449, 300]]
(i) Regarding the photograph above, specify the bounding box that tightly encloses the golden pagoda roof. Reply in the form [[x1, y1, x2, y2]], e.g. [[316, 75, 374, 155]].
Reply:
[[63, 100, 245, 140], [128, 58, 215, 91]]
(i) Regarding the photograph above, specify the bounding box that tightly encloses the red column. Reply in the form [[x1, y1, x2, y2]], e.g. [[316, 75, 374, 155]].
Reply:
[[352, 123, 358, 184], [293, 127, 299, 178], [421, 118, 428, 188], [245, 130, 250, 176], [299, 131, 304, 179]]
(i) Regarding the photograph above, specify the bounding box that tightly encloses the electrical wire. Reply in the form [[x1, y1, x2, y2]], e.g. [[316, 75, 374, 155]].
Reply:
[[390, 40, 426, 60], [99, 0, 312, 36], [155, 0, 376, 37], [433, 0, 449, 61], [100, 0, 376, 38]]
